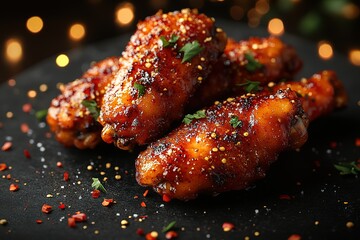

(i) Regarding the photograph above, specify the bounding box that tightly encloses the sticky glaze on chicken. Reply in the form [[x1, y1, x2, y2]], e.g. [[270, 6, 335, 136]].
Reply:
[[99, 9, 227, 150], [136, 71, 348, 200], [189, 36, 302, 110], [47, 57, 121, 149]]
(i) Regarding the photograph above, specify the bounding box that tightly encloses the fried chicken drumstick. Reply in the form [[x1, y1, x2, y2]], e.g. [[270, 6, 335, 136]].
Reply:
[[136, 70, 348, 200], [99, 9, 227, 150], [46, 57, 121, 149]]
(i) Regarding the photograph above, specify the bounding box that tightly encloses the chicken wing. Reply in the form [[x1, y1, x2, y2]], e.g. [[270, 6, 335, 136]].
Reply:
[[188, 36, 302, 110], [46, 57, 121, 149], [99, 9, 227, 150], [135, 71, 347, 200]]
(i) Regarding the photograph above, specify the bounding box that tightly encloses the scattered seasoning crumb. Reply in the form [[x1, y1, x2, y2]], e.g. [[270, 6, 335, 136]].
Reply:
[[346, 221, 354, 228], [41, 204, 53, 214], [288, 234, 301, 240], [0, 219, 8, 225], [222, 222, 235, 232], [9, 184, 19, 192]]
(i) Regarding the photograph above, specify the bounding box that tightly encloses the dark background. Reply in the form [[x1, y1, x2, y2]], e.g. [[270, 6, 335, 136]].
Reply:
[[1, 0, 360, 83]]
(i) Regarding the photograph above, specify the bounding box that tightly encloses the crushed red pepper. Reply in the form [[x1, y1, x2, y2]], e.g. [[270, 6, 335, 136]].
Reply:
[[162, 194, 171, 202], [288, 234, 302, 240], [68, 217, 76, 228], [102, 198, 114, 207], [140, 201, 147, 208], [143, 189, 149, 197], [165, 230, 178, 239], [22, 103, 32, 113], [36, 219, 43, 224], [58, 202, 66, 210], [42, 204, 53, 214], [23, 149, 31, 158], [1, 142, 12, 151], [63, 171, 69, 181], [91, 189, 101, 198], [222, 222, 235, 232], [9, 184, 19, 192], [20, 123, 30, 133], [0, 163, 7, 171]]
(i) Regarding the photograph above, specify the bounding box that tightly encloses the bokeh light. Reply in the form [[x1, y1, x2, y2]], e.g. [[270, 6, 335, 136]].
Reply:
[[69, 23, 86, 41], [230, 5, 244, 21], [26, 16, 44, 33], [349, 49, 360, 66], [318, 41, 333, 60], [56, 54, 70, 67], [5, 38, 23, 63], [115, 2, 135, 26], [267, 18, 284, 36]]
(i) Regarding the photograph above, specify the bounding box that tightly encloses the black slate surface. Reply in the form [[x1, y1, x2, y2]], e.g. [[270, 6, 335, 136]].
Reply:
[[0, 20, 359, 240]]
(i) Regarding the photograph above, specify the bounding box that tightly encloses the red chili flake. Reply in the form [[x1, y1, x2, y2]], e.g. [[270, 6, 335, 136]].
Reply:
[[72, 212, 87, 222], [6, 174, 11, 179], [36, 219, 43, 224], [222, 222, 235, 232], [91, 189, 101, 199], [134, 195, 139, 199], [140, 201, 147, 208], [20, 123, 30, 133], [63, 171, 69, 181], [68, 217, 76, 228], [0, 163, 7, 171], [102, 198, 114, 207], [1, 142, 12, 151], [41, 204, 52, 214], [162, 194, 172, 202], [22, 103, 32, 113], [165, 230, 179, 239], [329, 141, 337, 149], [56, 161, 63, 168], [145, 231, 158, 240], [23, 149, 31, 158], [136, 228, 145, 236], [279, 194, 292, 200], [288, 234, 302, 240], [9, 184, 19, 192], [58, 202, 66, 210], [355, 138, 360, 147], [143, 189, 149, 197]]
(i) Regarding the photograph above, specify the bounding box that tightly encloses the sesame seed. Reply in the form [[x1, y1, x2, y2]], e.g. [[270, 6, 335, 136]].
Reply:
[[121, 219, 129, 225], [106, 163, 111, 169], [204, 157, 209, 161], [346, 221, 354, 228], [211, 132, 217, 138], [243, 132, 249, 137], [212, 147, 218, 152], [221, 158, 227, 164], [100, 171, 106, 176], [197, 76, 203, 81], [254, 231, 260, 236], [145, 62, 151, 68], [114, 166, 120, 171], [115, 175, 122, 180], [200, 57, 205, 61], [87, 165, 93, 171], [197, 65, 203, 70], [150, 231, 158, 238], [219, 146, 225, 151], [216, 28, 223, 32]]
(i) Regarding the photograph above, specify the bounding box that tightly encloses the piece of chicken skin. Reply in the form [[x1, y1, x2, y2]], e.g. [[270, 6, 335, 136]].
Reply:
[[99, 9, 227, 150], [46, 57, 121, 149], [188, 36, 303, 110], [136, 89, 308, 200], [136, 71, 348, 200]]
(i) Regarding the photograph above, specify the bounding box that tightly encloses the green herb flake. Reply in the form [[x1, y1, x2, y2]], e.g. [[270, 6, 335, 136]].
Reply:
[[237, 80, 261, 93], [81, 100, 100, 120], [244, 52, 263, 72], [91, 177, 107, 193], [182, 109, 206, 125], [35, 109, 48, 121], [230, 116, 243, 128], [162, 221, 176, 233], [160, 34, 179, 48], [180, 40, 204, 63], [134, 82, 146, 98], [334, 161, 360, 175]]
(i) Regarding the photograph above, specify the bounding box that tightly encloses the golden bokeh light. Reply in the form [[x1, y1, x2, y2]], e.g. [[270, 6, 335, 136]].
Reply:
[[115, 3, 135, 26], [26, 16, 44, 33], [56, 54, 70, 67], [349, 49, 360, 66], [5, 38, 23, 63], [268, 18, 285, 36], [255, 0, 270, 15], [27, 90, 37, 98], [69, 23, 86, 41], [318, 42, 333, 60], [342, 3, 360, 20]]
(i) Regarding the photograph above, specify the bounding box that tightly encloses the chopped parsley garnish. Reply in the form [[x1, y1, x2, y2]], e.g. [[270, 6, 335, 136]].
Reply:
[[81, 100, 100, 120], [180, 40, 204, 63], [134, 82, 146, 97], [334, 161, 360, 175], [91, 178, 107, 193], [237, 80, 261, 93], [182, 109, 206, 125], [35, 109, 48, 121], [160, 34, 179, 48], [244, 52, 263, 72], [230, 116, 243, 128], [162, 221, 176, 233]]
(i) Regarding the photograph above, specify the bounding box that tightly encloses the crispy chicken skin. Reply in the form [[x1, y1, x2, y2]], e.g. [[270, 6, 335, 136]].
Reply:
[[136, 71, 348, 200], [46, 57, 121, 149], [189, 36, 302, 110], [99, 9, 227, 150], [136, 89, 309, 200]]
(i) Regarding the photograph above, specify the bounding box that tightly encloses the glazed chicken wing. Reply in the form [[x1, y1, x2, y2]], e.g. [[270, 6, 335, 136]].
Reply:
[[46, 57, 121, 149], [136, 71, 348, 200], [189, 36, 302, 110], [99, 9, 227, 150]]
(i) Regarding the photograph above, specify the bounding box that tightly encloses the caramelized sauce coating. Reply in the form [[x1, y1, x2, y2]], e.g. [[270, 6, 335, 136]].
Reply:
[[136, 89, 308, 200], [99, 9, 227, 150], [46, 57, 121, 149]]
